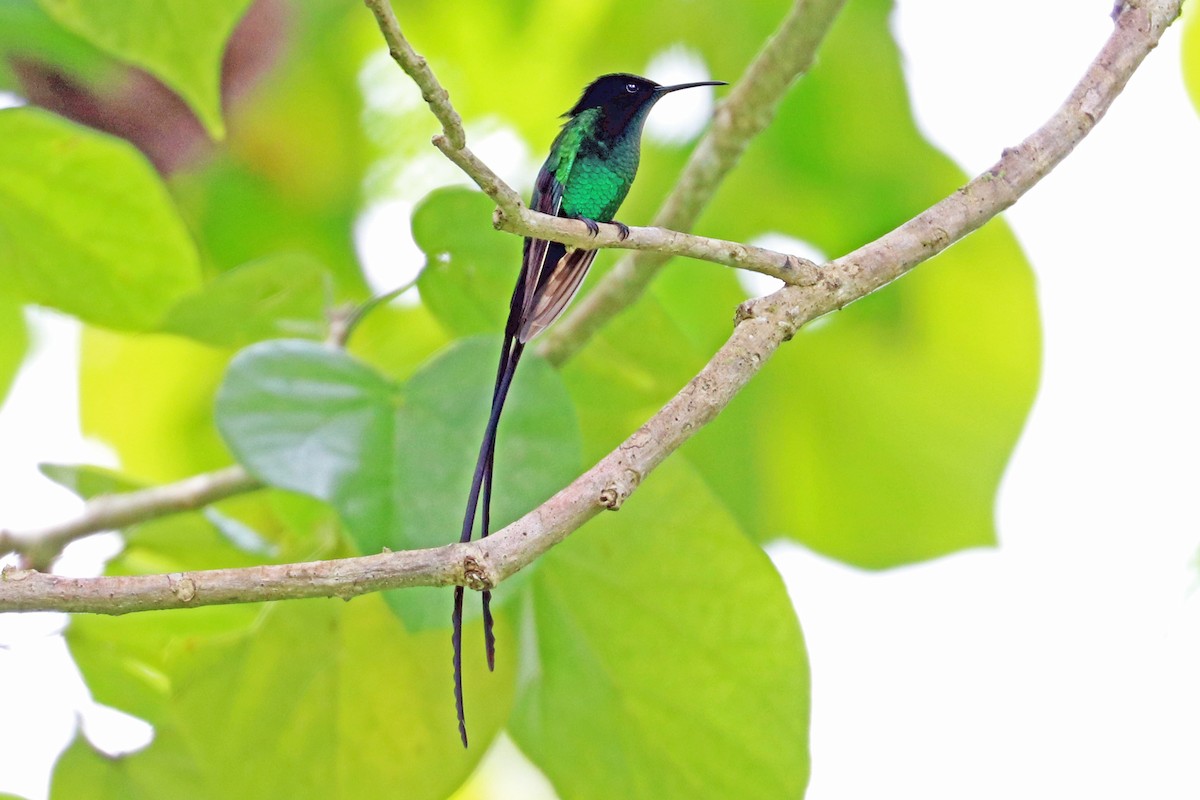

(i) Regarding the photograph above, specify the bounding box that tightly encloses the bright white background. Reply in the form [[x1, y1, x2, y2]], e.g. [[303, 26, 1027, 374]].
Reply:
[[1, 2, 1198, 798]]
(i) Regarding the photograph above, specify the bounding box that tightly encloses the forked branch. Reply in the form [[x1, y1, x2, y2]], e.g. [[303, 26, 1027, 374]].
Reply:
[[0, 0, 1181, 614]]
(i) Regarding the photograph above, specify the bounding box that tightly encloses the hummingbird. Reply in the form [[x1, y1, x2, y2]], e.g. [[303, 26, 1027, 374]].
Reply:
[[452, 72, 726, 747]]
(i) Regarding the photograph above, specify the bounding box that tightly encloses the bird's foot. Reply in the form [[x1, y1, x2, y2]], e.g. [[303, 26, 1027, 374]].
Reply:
[[576, 216, 601, 237], [612, 220, 631, 241]]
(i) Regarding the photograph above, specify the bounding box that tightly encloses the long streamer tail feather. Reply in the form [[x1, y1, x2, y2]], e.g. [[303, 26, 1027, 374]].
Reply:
[[453, 332, 525, 747], [452, 584, 467, 747], [480, 343, 514, 673]]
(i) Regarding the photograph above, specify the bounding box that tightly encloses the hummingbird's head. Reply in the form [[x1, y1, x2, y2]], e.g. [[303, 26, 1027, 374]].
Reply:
[[566, 73, 726, 117]]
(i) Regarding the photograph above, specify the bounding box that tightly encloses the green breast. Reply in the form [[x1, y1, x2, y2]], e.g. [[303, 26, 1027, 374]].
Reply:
[[561, 151, 636, 222], [548, 106, 646, 222]]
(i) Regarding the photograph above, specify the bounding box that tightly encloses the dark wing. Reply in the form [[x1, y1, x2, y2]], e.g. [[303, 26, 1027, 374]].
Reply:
[[518, 246, 597, 342], [513, 155, 600, 342], [515, 165, 564, 333]]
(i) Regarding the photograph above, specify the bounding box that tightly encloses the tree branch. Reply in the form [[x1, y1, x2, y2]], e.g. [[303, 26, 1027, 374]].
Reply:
[[0, 294, 392, 566], [0, 0, 1180, 614], [401, 0, 830, 286], [536, 0, 849, 366], [0, 467, 262, 570]]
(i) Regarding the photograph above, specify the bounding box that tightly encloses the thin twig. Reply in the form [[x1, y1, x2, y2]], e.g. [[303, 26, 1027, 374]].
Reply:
[[0, 467, 262, 569], [331, 276, 424, 348], [1, 278, 423, 564], [362, 0, 466, 149], [499, 213, 823, 285], [0, 0, 1179, 614]]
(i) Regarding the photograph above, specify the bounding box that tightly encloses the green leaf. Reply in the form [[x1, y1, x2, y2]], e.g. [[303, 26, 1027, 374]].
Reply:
[[345, 302, 451, 384], [39, 462, 144, 499], [215, 337, 582, 627], [414, 187, 522, 337], [392, 337, 580, 552], [511, 460, 810, 800], [162, 254, 330, 348], [559, 258, 751, 467], [679, 0, 1040, 568], [51, 728, 211, 800], [59, 597, 512, 799], [0, 0, 114, 88], [0, 109, 201, 330], [684, 228, 1039, 567], [384, 336, 579, 628], [1183, 0, 1200, 117], [215, 338, 398, 542], [35, 0, 253, 138], [163, 1, 376, 296], [0, 294, 28, 406], [69, 578, 259, 727], [81, 328, 233, 480], [201, 507, 276, 556], [51, 496, 297, 760]]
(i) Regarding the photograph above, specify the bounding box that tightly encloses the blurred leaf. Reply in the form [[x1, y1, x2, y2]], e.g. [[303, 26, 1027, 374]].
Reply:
[[414, 187, 522, 336], [60, 515, 263, 706], [559, 256, 751, 466], [215, 338, 398, 543], [684, 230, 1038, 567], [215, 337, 581, 629], [162, 253, 330, 348], [560, 291, 709, 462], [1183, 0, 1200, 116], [169, 160, 364, 296], [679, 0, 1040, 568], [0, 0, 114, 89], [54, 500, 307, 739], [228, 3, 371, 212], [51, 728, 211, 800], [382, 336, 578, 629], [512, 460, 810, 800], [263, 489, 346, 562], [0, 294, 28, 406], [395, 0, 778, 158], [69, 588, 258, 727], [163, 3, 373, 297], [345, 302, 451, 383], [81, 328, 232, 481], [116, 511, 265, 577], [0, 109, 201, 329], [392, 338, 580, 552], [40, 458, 280, 560], [60, 597, 513, 799], [39, 462, 144, 499], [35, 0, 253, 138], [202, 507, 276, 556]]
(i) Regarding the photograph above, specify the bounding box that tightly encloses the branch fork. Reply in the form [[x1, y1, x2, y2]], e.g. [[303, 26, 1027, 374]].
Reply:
[[0, 0, 1184, 614]]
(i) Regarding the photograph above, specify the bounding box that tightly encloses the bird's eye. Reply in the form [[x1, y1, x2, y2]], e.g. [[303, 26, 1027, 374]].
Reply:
[[625, 82, 638, 93]]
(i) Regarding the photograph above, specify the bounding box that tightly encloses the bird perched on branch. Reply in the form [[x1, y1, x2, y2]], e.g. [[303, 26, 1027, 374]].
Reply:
[[453, 71, 725, 747]]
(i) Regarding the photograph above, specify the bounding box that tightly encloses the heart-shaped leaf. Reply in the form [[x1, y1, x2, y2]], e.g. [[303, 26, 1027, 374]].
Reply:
[[0, 109, 201, 329], [36, 0, 253, 138], [215, 337, 582, 627], [512, 460, 811, 800]]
